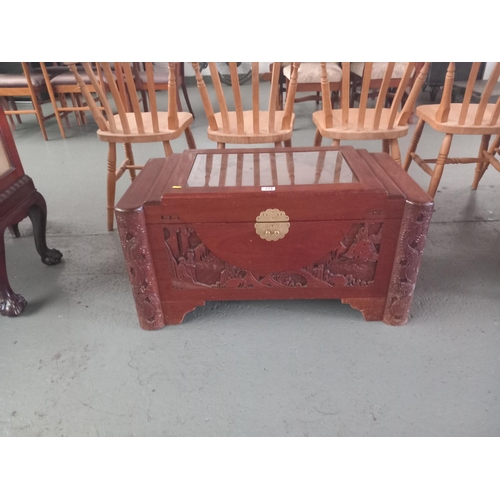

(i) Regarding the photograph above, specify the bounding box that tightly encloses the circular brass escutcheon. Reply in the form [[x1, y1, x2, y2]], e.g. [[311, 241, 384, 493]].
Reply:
[[254, 208, 290, 241]]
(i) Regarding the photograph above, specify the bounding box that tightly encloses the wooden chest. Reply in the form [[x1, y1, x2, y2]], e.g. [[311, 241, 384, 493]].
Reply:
[[115, 146, 433, 330]]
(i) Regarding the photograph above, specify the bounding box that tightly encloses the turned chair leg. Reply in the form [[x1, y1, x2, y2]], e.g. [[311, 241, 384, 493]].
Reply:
[[217, 143, 225, 149], [163, 141, 174, 156], [185, 127, 196, 150], [402, 118, 425, 172], [313, 129, 322, 147], [428, 133, 453, 198], [107, 143, 117, 231], [284, 139, 292, 148], [472, 134, 494, 190], [181, 83, 194, 116], [124, 143, 136, 181], [332, 139, 340, 147], [390, 138, 402, 166], [31, 91, 49, 141], [382, 139, 390, 154]]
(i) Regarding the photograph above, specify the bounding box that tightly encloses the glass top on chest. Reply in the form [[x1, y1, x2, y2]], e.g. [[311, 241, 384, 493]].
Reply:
[[186, 150, 358, 188]]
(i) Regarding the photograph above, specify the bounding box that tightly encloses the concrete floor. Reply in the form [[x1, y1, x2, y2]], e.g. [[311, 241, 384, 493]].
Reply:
[[0, 81, 499, 437]]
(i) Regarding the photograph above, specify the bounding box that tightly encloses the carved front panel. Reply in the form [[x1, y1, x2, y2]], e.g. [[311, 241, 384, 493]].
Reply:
[[163, 223, 383, 290]]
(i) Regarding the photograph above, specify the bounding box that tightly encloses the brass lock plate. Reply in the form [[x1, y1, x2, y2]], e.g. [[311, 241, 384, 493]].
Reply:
[[255, 208, 290, 241]]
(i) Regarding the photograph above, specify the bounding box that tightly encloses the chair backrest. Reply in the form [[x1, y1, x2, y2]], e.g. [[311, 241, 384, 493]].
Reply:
[[435, 62, 500, 126], [191, 62, 300, 134], [320, 62, 430, 130], [66, 62, 181, 134]]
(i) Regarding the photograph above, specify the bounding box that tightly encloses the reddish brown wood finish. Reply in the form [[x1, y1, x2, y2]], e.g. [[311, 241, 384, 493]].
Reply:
[[115, 146, 433, 329], [0, 107, 62, 317]]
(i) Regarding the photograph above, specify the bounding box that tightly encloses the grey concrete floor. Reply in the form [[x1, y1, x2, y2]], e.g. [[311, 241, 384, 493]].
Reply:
[[0, 82, 499, 437]]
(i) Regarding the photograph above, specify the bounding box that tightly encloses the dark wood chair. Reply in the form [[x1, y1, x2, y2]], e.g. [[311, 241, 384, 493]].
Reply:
[[0, 106, 62, 316]]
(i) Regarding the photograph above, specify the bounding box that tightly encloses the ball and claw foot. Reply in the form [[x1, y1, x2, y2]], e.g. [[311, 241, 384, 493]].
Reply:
[[0, 291, 28, 317], [41, 248, 63, 266]]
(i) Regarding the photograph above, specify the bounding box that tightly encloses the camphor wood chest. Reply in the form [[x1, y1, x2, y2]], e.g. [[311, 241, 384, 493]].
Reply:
[[115, 146, 433, 330]]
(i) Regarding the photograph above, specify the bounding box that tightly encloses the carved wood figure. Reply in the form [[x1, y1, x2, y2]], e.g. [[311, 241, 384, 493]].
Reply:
[[0, 107, 62, 317], [115, 146, 433, 330]]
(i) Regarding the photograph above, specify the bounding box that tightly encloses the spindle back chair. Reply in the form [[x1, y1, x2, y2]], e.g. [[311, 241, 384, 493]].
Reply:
[[67, 62, 196, 230], [403, 62, 500, 197], [191, 62, 300, 148], [313, 62, 430, 166]]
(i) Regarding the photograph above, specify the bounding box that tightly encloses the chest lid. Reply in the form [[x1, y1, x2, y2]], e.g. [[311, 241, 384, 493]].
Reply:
[[160, 146, 406, 223]]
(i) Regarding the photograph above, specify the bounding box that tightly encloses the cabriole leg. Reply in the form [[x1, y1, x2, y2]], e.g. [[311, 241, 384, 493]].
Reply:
[[28, 194, 63, 266]]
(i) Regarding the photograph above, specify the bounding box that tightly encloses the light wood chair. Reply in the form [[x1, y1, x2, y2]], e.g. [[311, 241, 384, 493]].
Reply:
[[0, 62, 57, 140], [402, 62, 500, 197], [191, 62, 300, 148], [313, 62, 430, 166], [350, 63, 422, 108], [66, 62, 196, 231], [41, 62, 109, 139], [132, 62, 194, 116]]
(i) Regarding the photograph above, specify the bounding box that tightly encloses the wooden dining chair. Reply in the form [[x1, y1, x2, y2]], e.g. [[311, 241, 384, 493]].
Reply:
[[0, 62, 57, 140], [191, 62, 300, 148], [41, 62, 109, 139], [313, 62, 430, 166], [350, 63, 422, 108], [402, 62, 500, 198], [66, 62, 196, 231], [132, 62, 194, 116], [281, 62, 342, 108]]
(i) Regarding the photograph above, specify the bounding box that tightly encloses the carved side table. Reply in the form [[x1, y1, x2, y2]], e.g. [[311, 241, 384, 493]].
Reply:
[[115, 146, 433, 330], [0, 107, 62, 317]]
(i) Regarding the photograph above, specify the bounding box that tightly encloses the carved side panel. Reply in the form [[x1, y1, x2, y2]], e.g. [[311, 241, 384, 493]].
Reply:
[[116, 209, 165, 330], [163, 223, 383, 290], [383, 201, 433, 326]]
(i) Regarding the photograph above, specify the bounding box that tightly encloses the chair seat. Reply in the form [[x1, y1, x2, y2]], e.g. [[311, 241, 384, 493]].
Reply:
[[283, 63, 341, 83], [416, 103, 500, 134], [97, 111, 193, 143], [50, 71, 107, 86], [0, 72, 46, 88], [351, 62, 413, 79], [312, 108, 409, 140], [137, 70, 169, 85], [208, 110, 295, 144]]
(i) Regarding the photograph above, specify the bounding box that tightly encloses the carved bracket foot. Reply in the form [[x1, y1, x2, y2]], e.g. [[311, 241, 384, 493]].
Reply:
[[342, 297, 385, 321], [163, 300, 206, 325]]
